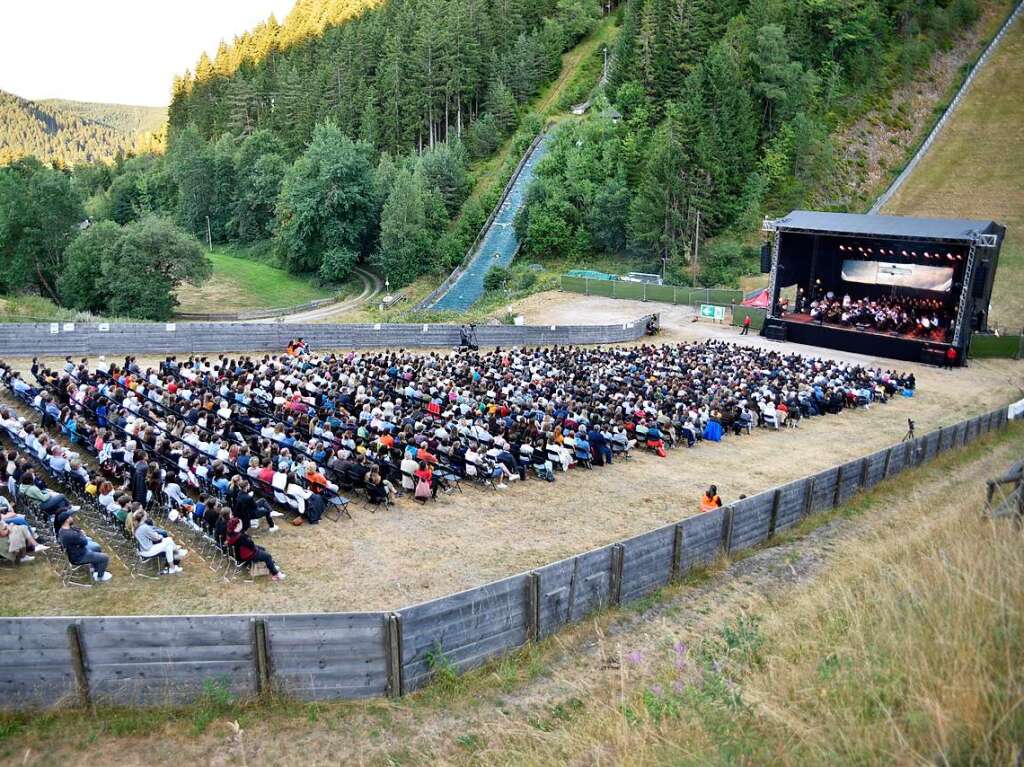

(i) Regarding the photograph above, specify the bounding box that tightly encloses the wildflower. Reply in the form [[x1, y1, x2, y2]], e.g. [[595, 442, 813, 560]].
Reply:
[[626, 649, 644, 666], [649, 684, 663, 697]]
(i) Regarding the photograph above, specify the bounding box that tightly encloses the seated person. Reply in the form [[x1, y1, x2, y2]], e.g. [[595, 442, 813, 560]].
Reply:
[[18, 470, 76, 520], [130, 507, 187, 574], [225, 517, 285, 581], [0, 520, 45, 563], [56, 509, 111, 582]]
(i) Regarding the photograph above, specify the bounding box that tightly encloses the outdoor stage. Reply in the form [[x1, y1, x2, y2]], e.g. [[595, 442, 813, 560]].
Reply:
[[762, 211, 1005, 366]]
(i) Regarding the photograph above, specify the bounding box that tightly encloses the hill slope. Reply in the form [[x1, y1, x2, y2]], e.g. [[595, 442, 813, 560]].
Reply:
[[882, 15, 1024, 328], [0, 90, 166, 166]]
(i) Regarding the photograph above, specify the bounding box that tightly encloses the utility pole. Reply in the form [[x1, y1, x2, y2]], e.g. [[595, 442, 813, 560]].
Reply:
[[692, 210, 700, 284], [206, 215, 213, 252]]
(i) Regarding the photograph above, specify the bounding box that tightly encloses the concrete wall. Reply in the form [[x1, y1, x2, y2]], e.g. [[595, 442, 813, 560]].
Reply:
[[0, 316, 654, 357], [0, 406, 1009, 710]]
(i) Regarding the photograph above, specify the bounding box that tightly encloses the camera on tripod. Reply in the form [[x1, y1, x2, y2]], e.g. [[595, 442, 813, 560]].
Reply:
[[903, 417, 915, 442]]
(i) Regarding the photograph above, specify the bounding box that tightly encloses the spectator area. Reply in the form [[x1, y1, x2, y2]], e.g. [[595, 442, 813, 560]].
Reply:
[[0, 335, 1018, 618]]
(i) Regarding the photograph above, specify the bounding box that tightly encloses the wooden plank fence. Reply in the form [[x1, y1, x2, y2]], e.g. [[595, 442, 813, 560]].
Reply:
[[0, 405, 1011, 710]]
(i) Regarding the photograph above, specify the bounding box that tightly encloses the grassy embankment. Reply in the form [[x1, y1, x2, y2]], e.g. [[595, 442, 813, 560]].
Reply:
[[883, 14, 1024, 329], [172, 246, 339, 315]]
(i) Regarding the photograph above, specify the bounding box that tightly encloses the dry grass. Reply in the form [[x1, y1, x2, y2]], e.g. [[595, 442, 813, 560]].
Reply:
[[484, 430, 1024, 767], [883, 14, 1024, 329]]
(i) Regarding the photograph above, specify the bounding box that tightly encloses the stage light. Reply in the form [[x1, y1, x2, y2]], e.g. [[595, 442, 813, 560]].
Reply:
[[867, 248, 873, 253], [839, 245, 845, 251], [901, 250, 908, 256], [923, 252, 930, 258]]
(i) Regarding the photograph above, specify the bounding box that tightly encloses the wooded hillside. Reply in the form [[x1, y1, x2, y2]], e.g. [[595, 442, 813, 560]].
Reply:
[[0, 90, 165, 166]]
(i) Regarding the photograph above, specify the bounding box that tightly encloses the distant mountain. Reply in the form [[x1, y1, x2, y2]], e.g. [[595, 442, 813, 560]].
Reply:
[[0, 90, 167, 166]]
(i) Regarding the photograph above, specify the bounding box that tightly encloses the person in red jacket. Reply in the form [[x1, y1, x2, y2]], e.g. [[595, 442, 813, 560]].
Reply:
[[225, 517, 286, 581]]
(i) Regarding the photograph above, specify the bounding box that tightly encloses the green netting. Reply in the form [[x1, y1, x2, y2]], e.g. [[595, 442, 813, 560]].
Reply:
[[969, 333, 1021, 358], [732, 307, 766, 330], [566, 269, 617, 280]]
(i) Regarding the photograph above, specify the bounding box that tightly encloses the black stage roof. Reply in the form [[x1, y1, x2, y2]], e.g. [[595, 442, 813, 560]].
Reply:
[[774, 210, 1002, 242]]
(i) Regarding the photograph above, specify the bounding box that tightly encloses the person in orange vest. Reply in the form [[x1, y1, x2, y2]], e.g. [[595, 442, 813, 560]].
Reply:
[[700, 485, 723, 513]]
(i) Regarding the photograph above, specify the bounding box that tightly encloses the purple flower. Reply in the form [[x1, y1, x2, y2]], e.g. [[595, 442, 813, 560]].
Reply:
[[673, 680, 686, 695], [649, 684, 663, 697], [626, 649, 644, 666], [675, 658, 688, 672], [673, 641, 688, 656]]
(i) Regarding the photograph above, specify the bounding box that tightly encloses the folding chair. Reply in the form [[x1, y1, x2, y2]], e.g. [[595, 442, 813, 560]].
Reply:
[[323, 490, 352, 522]]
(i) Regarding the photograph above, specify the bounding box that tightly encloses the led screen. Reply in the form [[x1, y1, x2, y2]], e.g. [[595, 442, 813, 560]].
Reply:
[[841, 260, 953, 292]]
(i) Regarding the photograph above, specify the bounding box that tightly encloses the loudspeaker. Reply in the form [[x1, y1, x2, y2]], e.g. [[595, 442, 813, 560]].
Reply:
[[760, 242, 772, 273], [764, 321, 787, 342], [972, 262, 989, 298], [971, 309, 986, 331]]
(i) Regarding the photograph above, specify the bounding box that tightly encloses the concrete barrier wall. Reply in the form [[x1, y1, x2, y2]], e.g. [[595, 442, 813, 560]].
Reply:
[[0, 316, 654, 357], [0, 405, 1010, 710]]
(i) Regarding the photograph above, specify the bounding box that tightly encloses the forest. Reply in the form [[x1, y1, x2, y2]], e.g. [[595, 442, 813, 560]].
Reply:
[[0, 90, 165, 166], [516, 0, 986, 284], [0, 0, 990, 320]]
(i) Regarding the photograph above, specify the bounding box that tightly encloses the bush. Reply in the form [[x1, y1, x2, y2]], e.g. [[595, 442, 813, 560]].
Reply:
[[516, 270, 538, 290], [318, 247, 358, 284], [467, 114, 502, 159], [484, 265, 512, 292], [697, 238, 760, 287]]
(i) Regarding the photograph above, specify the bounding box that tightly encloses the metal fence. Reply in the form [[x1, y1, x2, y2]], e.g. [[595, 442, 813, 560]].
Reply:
[[560, 276, 744, 307], [0, 405, 1011, 710]]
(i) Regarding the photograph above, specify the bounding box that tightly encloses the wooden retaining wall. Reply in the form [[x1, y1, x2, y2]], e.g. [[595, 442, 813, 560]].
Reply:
[[0, 406, 1010, 710]]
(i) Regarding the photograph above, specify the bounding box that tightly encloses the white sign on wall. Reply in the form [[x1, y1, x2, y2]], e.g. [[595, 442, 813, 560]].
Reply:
[[62, 323, 75, 332], [165, 323, 176, 332], [98, 323, 110, 332], [49, 323, 59, 335]]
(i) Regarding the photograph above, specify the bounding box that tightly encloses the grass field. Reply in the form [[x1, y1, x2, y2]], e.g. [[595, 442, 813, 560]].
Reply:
[[3, 423, 1020, 766], [173, 247, 336, 314], [883, 15, 1024, 329]]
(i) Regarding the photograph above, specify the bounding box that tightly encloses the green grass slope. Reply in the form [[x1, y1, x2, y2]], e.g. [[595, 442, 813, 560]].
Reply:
[[882, 17, 1024, 329], [173, 248, 336, 314]]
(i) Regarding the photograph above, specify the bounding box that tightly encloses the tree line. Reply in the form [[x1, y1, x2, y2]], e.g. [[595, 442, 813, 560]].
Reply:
[[516, 0, 983, 284], [169, 0, 599, 157]]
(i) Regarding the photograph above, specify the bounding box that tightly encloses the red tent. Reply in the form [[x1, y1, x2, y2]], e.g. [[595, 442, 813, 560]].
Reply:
[[742, 289, 769, 308]]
